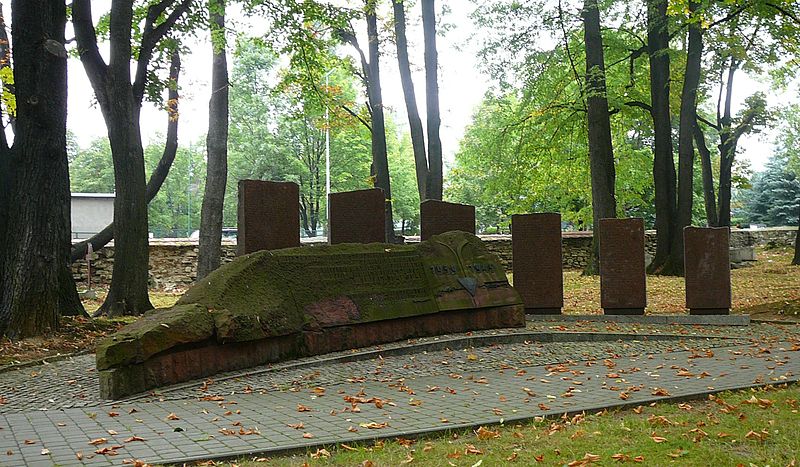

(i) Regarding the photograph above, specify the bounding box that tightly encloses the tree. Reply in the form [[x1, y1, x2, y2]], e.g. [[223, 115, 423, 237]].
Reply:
[[422, 0, 443, 200], [393, 0, 428, 201], [197, 0, 229, 280], [645, 0, 677, 273], [338, 0, 396, 242], [72, 0, 192, 316], [582, 0, 617, 273], [0, 0, 83, 338], [744, 155, 800, 227]]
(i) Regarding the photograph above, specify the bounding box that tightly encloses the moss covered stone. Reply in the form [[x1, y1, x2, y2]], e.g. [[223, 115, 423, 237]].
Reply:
[[97, 232, 524, 398]]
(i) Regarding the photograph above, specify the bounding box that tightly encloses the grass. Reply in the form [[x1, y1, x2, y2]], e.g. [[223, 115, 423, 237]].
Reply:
[[227, 384, 800, 466]]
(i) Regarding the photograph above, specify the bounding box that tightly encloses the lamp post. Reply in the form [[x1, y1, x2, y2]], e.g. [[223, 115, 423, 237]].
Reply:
[[324, 69, 333, 232]]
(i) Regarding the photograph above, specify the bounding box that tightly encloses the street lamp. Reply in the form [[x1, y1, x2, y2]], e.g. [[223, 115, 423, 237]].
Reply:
[[324, 69, 334, 234]]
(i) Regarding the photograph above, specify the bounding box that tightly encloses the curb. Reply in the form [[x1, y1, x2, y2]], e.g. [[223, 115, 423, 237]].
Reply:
[[526, 314, 750, 326]]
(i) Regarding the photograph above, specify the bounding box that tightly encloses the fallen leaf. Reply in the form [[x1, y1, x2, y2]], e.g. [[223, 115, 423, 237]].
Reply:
[[166, 413, 180, 421], [310, 448, 330, 459], [340, 444, 357, 451], [651, 388, 671, 396], [359, 422, 389, 429], [107, 430, 118, 435], [297, 404, 312, 412], [464, 444, 483, 455], [651, 436, 667, 443], [88, 438, 107, 446], [124, 436, 146, 442], [288, 422, 304, 430], [302, 432, 314, 439], [475, 426, 500, 440], [40, 449, 50, 455]]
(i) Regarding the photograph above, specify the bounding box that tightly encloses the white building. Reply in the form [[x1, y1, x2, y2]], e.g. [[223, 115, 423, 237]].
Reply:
[[71, 193, 114, 239]]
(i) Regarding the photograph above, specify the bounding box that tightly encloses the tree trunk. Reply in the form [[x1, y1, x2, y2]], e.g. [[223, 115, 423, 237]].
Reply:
[[694, 123, 718, 226], [422, 0, 443, 200], [393, 0, 428, 201], [582, 0, 617, 274], [646, 0, 678, 274], [793, 211, 800, 265], [197, 0, 229, 281], [671, 0, 703, 276], [366, 5, 395, 242], [716, 60, 738, 228], [95, 1, 152, 316], [0, 0, 78, 338]]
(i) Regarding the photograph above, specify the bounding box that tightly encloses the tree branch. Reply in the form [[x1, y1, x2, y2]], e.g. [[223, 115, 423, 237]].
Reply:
[[341, 104, 372, 132], [72, 0, 109, 102], [696, 113, 719, 130], [766, 2, 800, 25], [132, 0, 192, 105]]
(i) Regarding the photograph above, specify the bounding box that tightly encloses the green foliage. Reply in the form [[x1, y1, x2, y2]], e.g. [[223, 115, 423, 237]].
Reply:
[[0, 66, 14, 118], [743, 155, 800, 226]]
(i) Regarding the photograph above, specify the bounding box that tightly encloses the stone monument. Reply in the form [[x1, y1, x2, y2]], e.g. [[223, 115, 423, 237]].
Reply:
[[328, 188, 385, 244], [512, 213, 563, 314], [684, 226, 731, 315], [96, 231, 524, 399], [599, 218, 646, 315], [237, 180, 300, 255], [420, 200, 476, 241]]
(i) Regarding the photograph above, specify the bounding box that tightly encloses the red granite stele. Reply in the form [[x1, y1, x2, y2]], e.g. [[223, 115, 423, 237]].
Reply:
[[599, 218, 647, 315], [420, 200, 476, 241], [237, 180, 300, 254], [684, 226, 731, 315], [512, 213, 564, 314]]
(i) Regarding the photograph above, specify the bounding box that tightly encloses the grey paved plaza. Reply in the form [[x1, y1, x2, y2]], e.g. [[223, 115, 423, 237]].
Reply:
[[0, 319, 798, 465]]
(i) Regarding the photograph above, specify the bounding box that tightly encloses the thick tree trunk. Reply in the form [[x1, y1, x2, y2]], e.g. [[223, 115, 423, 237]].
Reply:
[[95, 2, 152, 316], [366, 5, 395, 242], [582, 0, 617, 274], [671, 0, 703, 276], [69, 54, 182, 263], [0, 0, 79, 338], [197, 0, 229, 280], [694, 123, 719, 226], [646, 0, 678, 274], [393, 0, 428, 201], [422, 0, 443, 201]]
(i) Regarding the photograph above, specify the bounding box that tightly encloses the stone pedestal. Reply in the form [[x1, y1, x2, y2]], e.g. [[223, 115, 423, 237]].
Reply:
[[512, 213, 563, 314], [237, 180, 300, 255], [684, 226, 731, 315], [599, 218, 646, 315], [328, 188, 386, 244], [420, 200, 476, 241]]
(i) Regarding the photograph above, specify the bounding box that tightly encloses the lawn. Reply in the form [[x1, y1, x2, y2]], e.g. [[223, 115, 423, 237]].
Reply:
[[232, 384, 800, 466]]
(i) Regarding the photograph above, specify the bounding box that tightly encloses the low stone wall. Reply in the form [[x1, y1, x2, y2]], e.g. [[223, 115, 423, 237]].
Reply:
[[72, 227, 797, 290]]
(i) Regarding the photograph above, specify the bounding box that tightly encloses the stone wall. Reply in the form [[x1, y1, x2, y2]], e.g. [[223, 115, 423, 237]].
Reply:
[[72, 227, 797, 290]]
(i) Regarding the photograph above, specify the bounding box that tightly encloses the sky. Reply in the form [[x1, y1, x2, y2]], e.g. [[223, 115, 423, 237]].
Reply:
[[63, 3, 795, 173]]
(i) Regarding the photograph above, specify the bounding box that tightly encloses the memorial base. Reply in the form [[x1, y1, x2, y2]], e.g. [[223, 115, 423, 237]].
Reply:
[[525, 307, 562, 315], [689, 308, 730, 315], [603, 307, 645, 315], [99, 304, 524, 399]]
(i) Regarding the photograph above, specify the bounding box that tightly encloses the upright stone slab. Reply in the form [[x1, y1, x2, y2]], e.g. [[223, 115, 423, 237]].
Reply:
[[684, 226, 731, 315], [599, 218, 646, 315], [420, 200, 476, 241], [237, 180, 300, 255], [328, 188, 385, 244], [512, 213, 563, 314]]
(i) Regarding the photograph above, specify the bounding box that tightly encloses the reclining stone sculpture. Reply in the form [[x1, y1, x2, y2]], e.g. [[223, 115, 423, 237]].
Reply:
[[96, 231, 524, 399]]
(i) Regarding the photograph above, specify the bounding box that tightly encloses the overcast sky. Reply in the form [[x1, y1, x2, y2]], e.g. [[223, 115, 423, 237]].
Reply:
[[63, 3, 795, 172]]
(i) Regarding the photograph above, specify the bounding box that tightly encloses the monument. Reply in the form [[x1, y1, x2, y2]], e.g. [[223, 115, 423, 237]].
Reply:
[[328, 188, 386, 244], [599, 218, 646, 315], [684, 226, 731, 315], [512, 213, 563, 314], [237, 180, 300, 255], [96, 231, 524, 399], [420, 200, 476, 241]]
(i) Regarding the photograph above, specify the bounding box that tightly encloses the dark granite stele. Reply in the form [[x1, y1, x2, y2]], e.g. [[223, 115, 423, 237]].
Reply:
[[684, 226, 731, 315], [420, 200, 476, 241], [512, 213, 564, 314], [599, 218, 647, 315], [328, 188, 386, 244], [96, 231, 524, 399], [237, 179, 300, 255]]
